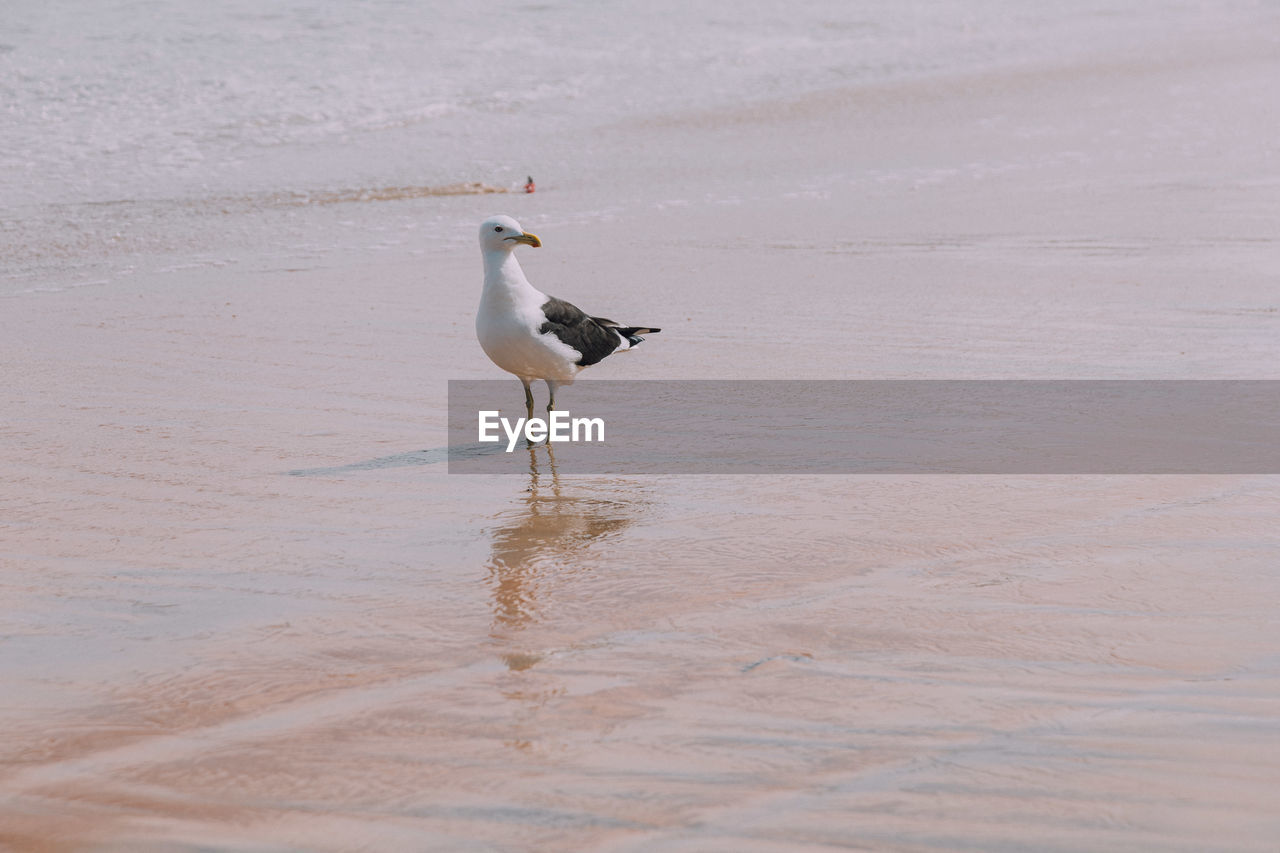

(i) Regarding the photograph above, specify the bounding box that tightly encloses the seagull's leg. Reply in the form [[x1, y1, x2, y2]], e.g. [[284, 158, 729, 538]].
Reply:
[[521, 379, 537, 448], [545, 380, 558, 414]]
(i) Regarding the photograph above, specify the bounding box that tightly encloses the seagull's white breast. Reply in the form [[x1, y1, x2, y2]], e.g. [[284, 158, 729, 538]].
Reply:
[[476, 257, 582, 383]]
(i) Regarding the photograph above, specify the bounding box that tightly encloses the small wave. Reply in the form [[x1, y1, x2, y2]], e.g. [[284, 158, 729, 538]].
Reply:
[[266, 182, 510, 207], [3, 278, 111, 298]]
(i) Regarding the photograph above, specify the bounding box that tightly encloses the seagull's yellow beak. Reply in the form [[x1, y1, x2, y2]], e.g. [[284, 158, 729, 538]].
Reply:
[[506, 232, 542, 248]]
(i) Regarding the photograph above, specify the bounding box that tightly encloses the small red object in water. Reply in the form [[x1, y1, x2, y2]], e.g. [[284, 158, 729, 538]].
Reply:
[[524, 176, 536, 194]]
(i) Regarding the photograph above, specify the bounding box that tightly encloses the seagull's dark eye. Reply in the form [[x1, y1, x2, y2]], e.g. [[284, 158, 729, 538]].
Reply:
[[494, 226, 504, 232]]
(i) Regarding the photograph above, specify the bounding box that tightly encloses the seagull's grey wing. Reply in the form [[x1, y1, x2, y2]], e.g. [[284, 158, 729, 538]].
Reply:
[[539, 296, 626, 367]]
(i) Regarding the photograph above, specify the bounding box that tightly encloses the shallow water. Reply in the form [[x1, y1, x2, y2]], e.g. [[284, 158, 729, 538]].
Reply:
[[2, 0, 1264, 289], [4, 2, 1280, 850]]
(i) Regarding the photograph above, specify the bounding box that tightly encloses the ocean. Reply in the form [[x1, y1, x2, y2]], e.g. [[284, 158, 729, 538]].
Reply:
[[2, 0, 1254, 292]]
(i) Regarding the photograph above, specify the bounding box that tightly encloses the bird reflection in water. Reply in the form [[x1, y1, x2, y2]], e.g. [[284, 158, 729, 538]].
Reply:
[[486, 443, 639, 635]]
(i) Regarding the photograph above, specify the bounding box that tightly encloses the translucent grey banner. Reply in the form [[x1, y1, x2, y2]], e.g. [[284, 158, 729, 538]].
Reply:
[[447, 380, 1280, 474]]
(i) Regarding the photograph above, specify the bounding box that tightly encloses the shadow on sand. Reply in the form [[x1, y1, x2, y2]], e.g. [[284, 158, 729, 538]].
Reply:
[[285, 442, 506, 477]]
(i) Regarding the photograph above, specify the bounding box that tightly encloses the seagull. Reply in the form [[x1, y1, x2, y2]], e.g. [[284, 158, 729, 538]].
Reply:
[[476, 215, 660, 418]]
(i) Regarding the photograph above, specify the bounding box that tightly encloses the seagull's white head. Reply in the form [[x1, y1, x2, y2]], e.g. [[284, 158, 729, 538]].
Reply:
[[478, 215, 541, 253]]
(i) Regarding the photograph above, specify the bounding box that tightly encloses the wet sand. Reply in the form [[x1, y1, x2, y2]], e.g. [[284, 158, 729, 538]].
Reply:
[[4, 21, 1280, 853]]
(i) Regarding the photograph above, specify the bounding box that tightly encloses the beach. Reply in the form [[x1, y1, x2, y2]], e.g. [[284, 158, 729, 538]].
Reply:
[[3, 2, 1280, 850]]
